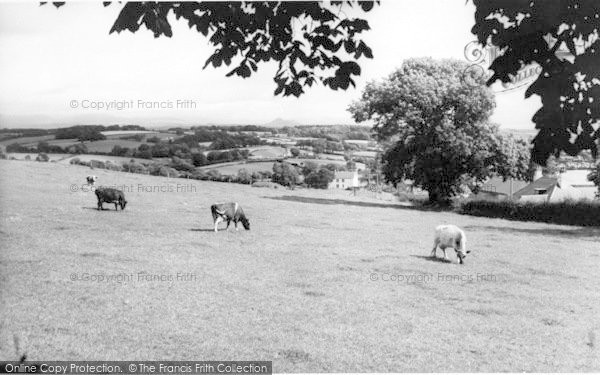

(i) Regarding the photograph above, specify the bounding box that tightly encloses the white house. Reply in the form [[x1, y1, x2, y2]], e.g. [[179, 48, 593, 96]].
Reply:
[[329, 171, 359, 189]]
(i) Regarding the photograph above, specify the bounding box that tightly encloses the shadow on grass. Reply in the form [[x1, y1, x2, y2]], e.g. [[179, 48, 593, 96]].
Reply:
[[82, 206, 123, 211], [411, 255, 453, 264], [190, 228, 216, 232], [264, 195, 450, 212], [463, 225, 600, 239]]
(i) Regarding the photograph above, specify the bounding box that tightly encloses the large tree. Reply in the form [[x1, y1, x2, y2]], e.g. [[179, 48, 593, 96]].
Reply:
[[472, 0, 600, 164], [349, 58, 531, 204]]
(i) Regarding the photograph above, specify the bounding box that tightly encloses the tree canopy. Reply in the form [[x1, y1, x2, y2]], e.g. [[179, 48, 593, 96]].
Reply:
[[52, 1, 377, 97], [349, 58, 531, 203], [472, 0, 600, 164]]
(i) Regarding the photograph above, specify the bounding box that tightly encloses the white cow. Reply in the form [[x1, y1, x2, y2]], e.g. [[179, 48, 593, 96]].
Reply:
[[431, 224, 470, 264]]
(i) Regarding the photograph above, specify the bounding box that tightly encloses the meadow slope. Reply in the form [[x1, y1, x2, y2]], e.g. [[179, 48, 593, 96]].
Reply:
[[0, 160, 598, 371]]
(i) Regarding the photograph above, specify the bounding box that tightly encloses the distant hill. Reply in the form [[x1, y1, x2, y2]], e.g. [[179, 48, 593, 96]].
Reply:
[[501, 128, 537, 140], [262, 118, 301, 127]]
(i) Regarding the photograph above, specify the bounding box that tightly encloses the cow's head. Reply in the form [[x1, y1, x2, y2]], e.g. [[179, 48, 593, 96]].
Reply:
[[240, 216, 250, 230], [119, 199, 127, 210], [456, 249, 471, 264]]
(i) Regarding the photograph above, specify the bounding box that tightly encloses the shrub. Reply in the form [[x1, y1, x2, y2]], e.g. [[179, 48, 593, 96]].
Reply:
[[191, 169, 208, 180], [154, 166, 179, 178], [89, 160, 106, 169], [35, 153, 49, 162], [459, 200, 600, 227], [252, 181, 279, 189], [237, 168, 253, 184], [69, 157, 81, 165], [206, 169, 222, 180], [123, 161, 148, 174], [105, 161, 123, 171], [169, 156, 195, 172]]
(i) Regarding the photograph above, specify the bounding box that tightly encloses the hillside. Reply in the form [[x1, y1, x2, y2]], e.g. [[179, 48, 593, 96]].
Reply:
[[0, 160, 598, 371]]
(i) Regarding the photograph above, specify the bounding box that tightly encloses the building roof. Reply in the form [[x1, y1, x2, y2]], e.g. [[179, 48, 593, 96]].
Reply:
[[334, 171, 357, 180], [513, 176, 558, 199], [513, 175, 589, 202], [479, 177, 529, 196]]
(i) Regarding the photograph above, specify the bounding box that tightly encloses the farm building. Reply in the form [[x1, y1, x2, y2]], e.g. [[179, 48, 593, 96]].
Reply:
[[513, 173, 596, 202], [470, 177, 529, 201], [329, 171, 359, 190]]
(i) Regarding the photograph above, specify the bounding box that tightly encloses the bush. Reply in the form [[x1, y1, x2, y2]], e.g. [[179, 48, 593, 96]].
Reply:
[[35, 153, 49, 162], [252, 181, 279, 189], [69, 157, 81, 165], [459, 200, 600, 227], [153, 166, 179, 178], [123, 161, 148, 174], [89, 160, 106, 169], [191, 169, 208, 180], [206, 169, 222, 180], [105, 161, 123, 171], [169, 156, 195, 172], [237, 168, 253, 184]]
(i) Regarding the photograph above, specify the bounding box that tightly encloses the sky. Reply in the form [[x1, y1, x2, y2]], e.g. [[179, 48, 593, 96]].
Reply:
[[0, 1, 541, 129]]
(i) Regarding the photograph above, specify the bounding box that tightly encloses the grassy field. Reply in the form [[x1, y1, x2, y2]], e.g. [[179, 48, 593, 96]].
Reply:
[[0, 135, 55, 147], [1, 136, 147, 153], [0, 160, 598, 371], [200, 161, 276, 175]]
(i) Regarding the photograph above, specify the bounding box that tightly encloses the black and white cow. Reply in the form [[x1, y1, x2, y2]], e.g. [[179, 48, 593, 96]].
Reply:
[[210, 202, 250, 232], [95, 187, 127, 211], [86, 175, 98, 186]]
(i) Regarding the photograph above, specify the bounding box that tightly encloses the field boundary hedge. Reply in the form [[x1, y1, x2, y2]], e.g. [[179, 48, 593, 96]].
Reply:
[[459, 199, 600, 227]]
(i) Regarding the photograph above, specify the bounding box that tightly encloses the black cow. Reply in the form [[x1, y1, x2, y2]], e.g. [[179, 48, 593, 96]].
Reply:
[[210, 202, 250, 232], [95, 187, 127, 211]]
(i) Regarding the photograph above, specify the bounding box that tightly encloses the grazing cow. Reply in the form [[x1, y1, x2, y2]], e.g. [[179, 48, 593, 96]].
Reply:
[[95, 187, 127, 211], [210, 202, 250, 232], [431, 224, 470, 264], [86, 175, 98, 185]]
